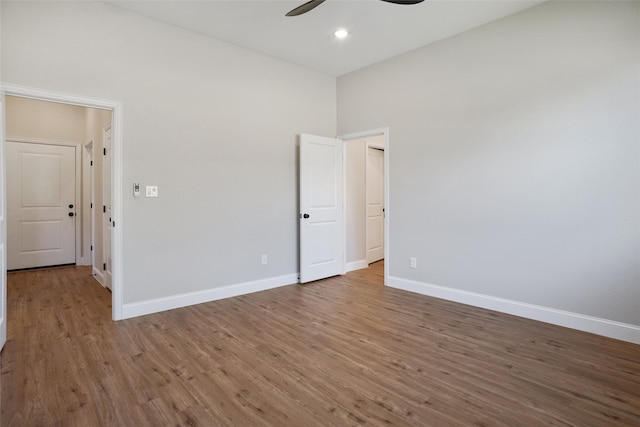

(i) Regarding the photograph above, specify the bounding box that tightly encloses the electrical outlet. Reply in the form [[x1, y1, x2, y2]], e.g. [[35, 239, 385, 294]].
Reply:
[[410, 257, 417, 269], [261, 254, 268, 265]]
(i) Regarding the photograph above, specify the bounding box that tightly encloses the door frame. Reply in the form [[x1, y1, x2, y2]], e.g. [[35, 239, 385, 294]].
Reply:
[[1, 98, 5, 351], [102, 122, 112, 290], [6, 138, 82, 267], [339, 128, 390, 284], [84, 139, 97, 276], [1, 83, 124, 320]]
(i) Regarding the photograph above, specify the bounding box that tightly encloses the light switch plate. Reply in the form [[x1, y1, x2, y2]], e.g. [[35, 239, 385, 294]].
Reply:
[[146, 185, 158, 198]]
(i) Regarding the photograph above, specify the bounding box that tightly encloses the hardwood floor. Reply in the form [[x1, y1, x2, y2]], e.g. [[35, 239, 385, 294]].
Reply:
[[1, 263, 639, 426]]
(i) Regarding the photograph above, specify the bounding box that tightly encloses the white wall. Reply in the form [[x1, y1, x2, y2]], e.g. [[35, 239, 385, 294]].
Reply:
[[338, 1, 640, 331], [345, 138, 366, 266], [1, 1, 336, 307], [0, 1, 2, 82], [6, 96, 85, 143]]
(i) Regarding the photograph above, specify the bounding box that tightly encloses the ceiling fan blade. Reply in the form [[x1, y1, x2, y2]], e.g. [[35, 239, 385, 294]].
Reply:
[[379, 0, 425, 4], [286, 0, 327, 17]]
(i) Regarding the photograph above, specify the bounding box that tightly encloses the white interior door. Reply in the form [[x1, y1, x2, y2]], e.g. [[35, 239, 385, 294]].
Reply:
[[366, 146, 384, 263], [1, 99, 7, 351], [103, 123, 112, 290], [299, 134, 344, 283], [7, 141, 76, 270]]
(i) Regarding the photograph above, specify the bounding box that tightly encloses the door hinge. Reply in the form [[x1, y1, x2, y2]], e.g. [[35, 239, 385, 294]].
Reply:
[[103, 205, 106, 213], [90, 160, 93, 166], [103, 263, 106, 271], [103, 148, 107, 156], [91, 245, 93, 251], [112, 221, 115, 228], [90, 203, 93, 209]]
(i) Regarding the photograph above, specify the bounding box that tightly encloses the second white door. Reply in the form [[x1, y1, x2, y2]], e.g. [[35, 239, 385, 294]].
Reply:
[[103, 123, 113, 290], [7, 141, 77, 270], [299, 134, 344, 283], [366, 146, 384, 264]]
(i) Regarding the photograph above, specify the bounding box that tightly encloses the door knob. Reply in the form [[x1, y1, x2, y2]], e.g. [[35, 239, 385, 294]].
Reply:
[[68, 204, 74, 209], [303, 213, 310, 219], [68, 212, 75, 217]]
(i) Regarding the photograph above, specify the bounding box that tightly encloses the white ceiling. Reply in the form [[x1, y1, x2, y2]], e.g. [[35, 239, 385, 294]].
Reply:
[[107, 0, 545, 76]]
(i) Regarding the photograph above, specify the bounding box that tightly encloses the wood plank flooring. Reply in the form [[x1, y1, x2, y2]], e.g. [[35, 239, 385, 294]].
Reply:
[[1, 263, 639, 426]]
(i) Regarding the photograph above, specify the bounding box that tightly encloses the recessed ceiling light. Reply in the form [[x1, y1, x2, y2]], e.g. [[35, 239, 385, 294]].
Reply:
[[334, 29, 348, 39]]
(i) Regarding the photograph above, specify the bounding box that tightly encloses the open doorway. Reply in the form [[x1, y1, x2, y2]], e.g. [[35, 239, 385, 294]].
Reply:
[[297, 128, 389, 287], [5, 96, 112, 283], [342, 129, 389, 282], [1, 84, 123, 323]]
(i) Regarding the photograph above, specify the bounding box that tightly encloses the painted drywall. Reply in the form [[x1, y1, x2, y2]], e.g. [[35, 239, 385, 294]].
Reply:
[[6, 96, 86, 143], [338, 1, 640, 326], [0, 1, 3, 85], [0, 1, 3, 83], [1, 1, 336, 304], [345, 138, 366, 265]]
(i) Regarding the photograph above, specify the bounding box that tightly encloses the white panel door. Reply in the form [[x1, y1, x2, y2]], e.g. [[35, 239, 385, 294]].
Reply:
[[7, 142, 76, 270], [367, 147, 384, 263], [299, 134, 344, 283], [103, 123, 113, 290], [1, 100, 7, 351]]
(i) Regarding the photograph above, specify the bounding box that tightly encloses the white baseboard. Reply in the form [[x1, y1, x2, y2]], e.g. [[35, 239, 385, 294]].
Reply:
[[122, 273, 299, 319], [77, 257, 91, 267], [387, 276, 640, 345], [346, 260, 368, 272], [92, 267, 105, 286]]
